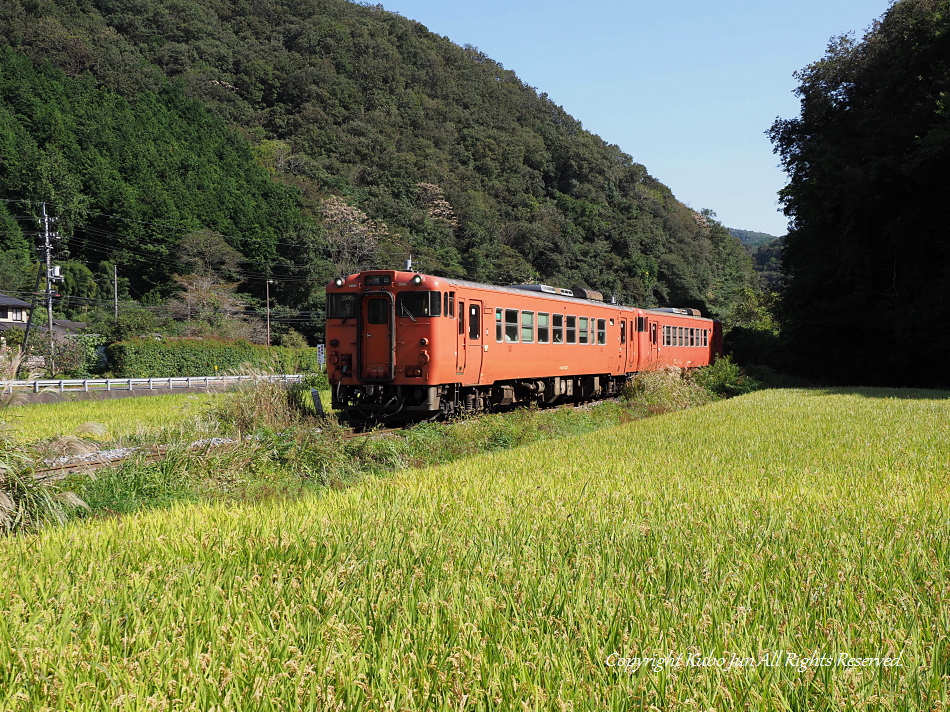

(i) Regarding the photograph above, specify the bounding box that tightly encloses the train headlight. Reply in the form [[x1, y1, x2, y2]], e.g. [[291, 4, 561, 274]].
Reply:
[[333, 277, 345, 288], [411, 274, 423, 285]]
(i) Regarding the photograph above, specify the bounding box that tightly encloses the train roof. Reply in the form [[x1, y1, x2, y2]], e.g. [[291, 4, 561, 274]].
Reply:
[[439, 277, 630, 308], [343, 271, 717, 321]]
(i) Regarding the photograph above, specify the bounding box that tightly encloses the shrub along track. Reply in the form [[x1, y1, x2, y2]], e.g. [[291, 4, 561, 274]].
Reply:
[[32, 429, 402, 480], [31, 397, 613, 481]]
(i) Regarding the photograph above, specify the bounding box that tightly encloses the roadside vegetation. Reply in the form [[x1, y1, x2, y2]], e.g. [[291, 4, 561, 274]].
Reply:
[[2, 362, 737, 535], [2, 384, 948, 709]]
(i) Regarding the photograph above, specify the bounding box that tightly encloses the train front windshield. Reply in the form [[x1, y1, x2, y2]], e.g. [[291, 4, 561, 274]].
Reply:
[[327, 293, 357, 319], [397, 291, 441, 319]]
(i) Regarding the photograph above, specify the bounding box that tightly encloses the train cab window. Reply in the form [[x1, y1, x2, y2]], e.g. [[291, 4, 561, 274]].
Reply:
[[505, 309, 519, 342], [469, 304, 480, 340], [495, 308, 503, 342], [578, 317, 589, 344], [366, 297, 390, 324], [597, 319, 606, 345], [566, 316, 576, 344], [552, 314, 564, 343], [537, 313, 550, 343], [443, 292, 448, 316], [397, 291, 441, 319], [637, 316, 647, 332], [521, 311, 534, 343], [327, 293, 358, 319]]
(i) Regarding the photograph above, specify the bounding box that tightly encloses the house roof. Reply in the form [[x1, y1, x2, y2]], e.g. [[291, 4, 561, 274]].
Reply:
[[0, 293, 30, 308]]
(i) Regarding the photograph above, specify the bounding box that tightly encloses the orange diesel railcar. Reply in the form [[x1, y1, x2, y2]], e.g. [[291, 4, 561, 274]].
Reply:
[[326, 270, 722, 422]]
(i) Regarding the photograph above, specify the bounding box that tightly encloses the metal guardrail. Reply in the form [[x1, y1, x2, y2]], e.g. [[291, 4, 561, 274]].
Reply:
[[0, 374, 305, 394]]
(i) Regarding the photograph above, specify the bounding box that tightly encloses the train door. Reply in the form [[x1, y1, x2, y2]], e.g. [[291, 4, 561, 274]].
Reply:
[[456, 299, 467, 373], [465, 300, 484, 383], [359, 292, 394, 381], [648, 320, 659, 366], [622, 318, 638, 372]]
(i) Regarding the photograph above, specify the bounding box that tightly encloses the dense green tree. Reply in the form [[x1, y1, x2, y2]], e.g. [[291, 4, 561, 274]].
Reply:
[[1, 0, 755, 329], [769, 0, 950, 385]]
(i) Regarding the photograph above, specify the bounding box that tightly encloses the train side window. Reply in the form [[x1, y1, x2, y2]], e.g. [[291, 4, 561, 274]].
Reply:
[[566, 316, 576, 343], [552, 314, 564, 343], [663, 325, 670, 346], [703, 330, 708, 347], [597, 319, 606, 345], [679, 327, 684, 346], [637, 316, 647, 332], [521, 311, 534, 343], [449, 292, 455, 318], [537, 313, 550, 343], [505, 309, 519, 342], [579, 317, 589, 344], [689, 328, 694, 346], [469, 304, 480, 340], [495, 308, 503, 342]]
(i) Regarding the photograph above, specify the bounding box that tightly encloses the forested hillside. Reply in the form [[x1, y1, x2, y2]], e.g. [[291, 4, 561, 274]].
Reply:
[[728, 228, 779, 247], [0, 0, 753, 339], [770, 0, 950, 386]]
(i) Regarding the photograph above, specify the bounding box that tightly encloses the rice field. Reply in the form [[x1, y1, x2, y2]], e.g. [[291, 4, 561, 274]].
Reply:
[[1, 388, 333, 443], [1, 392, 223, 443], [1, 387, 949, 710]]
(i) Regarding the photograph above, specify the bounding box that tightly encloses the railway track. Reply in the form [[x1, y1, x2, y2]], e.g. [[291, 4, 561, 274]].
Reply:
[[32, 428, 399, 480]]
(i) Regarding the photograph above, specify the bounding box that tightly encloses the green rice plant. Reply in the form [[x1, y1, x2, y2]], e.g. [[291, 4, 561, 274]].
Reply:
[[1, 387, 947, 709]]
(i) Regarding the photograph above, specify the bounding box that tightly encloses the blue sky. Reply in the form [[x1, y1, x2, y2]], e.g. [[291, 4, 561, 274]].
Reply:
[[382, 0, 894, 236]]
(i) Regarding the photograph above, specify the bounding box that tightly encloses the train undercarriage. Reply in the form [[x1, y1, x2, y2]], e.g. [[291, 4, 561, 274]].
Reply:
[[332, 374, 629, 425]]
